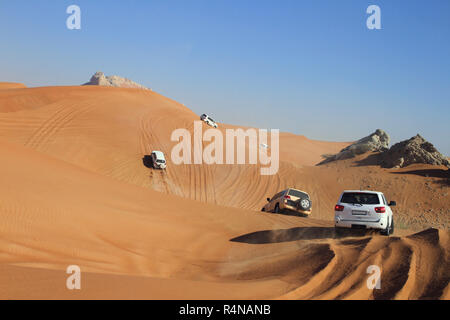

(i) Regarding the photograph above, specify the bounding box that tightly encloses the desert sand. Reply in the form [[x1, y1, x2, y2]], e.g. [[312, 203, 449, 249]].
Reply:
[[0, 84, 448, 299]]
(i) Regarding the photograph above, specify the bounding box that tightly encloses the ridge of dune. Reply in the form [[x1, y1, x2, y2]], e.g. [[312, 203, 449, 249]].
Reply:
[[0, 82, 27, 90]]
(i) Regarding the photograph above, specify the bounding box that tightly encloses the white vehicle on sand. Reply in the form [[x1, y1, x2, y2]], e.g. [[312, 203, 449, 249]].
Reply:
[[334, 190, 396, 236], [200, 114, 218, 128], [151, 151, 167, 169]]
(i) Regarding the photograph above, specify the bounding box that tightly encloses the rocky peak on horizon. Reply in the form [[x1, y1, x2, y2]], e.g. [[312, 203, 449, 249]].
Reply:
[[319, 129, 390, 164], [82, 72, 148, 90], [381, 134, 449, 168]]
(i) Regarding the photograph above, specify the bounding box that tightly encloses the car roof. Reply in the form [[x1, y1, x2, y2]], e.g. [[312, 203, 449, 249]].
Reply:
[[287, 188, 309, 195], [152, 151, 165, 159], [342, 190, 382, 194]]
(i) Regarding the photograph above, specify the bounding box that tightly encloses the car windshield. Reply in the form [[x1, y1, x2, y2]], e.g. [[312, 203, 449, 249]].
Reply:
[[288, 189, 308, 199], [341, 192, 380, 205], [156, 159, 165, 163]]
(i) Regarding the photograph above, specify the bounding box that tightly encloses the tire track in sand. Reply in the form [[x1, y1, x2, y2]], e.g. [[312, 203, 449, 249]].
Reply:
[[25, 100, 95, 150]]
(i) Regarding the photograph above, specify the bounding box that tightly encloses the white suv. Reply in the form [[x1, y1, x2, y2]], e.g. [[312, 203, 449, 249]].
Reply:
[[200, 114, 218, 128], [334, 190, 396, 236], [151, 151, 167, 169]]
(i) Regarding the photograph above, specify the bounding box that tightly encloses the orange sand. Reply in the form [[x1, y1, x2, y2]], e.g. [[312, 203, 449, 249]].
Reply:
[[0, 84, 448, 299]]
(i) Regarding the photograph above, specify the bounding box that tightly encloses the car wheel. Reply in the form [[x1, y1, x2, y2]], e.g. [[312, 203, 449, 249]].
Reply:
[[297, 198, 312, 211], [335, 227, 345, 238], [390, 217, 394, 235], [381, 220, 391, 236], [274, 204, 280, 213], [261, 207, 265, 212]]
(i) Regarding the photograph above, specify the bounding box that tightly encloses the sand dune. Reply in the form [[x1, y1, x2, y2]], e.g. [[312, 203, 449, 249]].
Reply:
[[0, 82, 26, 90], [0, 84, 448, 299], [0, 85, 348, 211]]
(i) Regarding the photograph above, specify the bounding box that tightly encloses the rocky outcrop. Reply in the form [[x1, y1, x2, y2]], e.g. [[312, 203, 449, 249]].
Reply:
[[319, 129, 390, 164], [83, 72, 148, 90], [381, 134, 449, 168]]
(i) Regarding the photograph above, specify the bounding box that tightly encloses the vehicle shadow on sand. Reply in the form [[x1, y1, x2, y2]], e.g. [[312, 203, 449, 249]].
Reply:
[[230, 227, 376, 244], [391, 168, 449, 178], [270, 210, 310, 218], [142, 155, 153, 168]]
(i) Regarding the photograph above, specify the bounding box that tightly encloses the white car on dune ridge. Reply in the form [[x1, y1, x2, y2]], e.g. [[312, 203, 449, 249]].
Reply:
[[200, 114, 218, 128], [334, 190, 396, 236]]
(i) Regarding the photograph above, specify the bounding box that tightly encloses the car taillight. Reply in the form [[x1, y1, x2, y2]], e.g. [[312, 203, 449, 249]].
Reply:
[[335, 205, 344, 211], [284, 195, 291, 199], [375, 207, 386, 213]]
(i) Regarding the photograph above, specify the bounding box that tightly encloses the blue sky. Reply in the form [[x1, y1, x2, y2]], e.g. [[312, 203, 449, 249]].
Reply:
[[1, 0, 449, 154]]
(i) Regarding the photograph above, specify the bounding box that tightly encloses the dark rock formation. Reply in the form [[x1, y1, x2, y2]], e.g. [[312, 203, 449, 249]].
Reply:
[[381, 134, 449, 168]]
